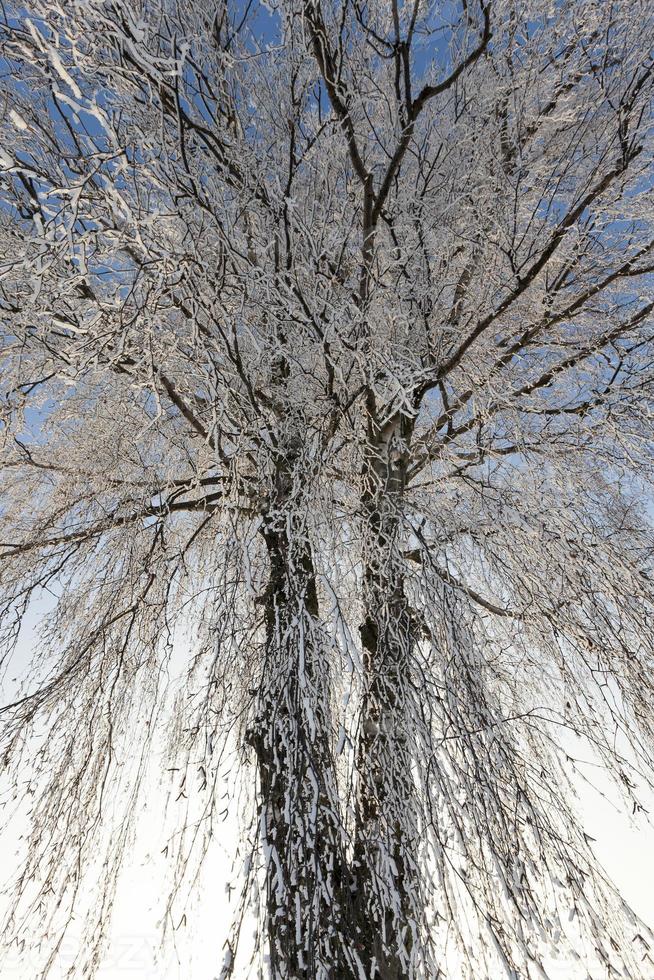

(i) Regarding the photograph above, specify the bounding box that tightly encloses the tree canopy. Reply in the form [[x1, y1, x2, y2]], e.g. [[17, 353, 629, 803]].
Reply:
[[1, 1, 654, 978]]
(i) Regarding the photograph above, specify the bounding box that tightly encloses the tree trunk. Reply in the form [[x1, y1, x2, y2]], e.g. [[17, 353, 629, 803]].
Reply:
[[250, 416, 422, 978], [249, 443, 354, 979], [353, 411, 421, 980]]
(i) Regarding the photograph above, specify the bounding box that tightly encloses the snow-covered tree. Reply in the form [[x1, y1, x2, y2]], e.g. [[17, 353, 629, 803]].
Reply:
[[1, 1, 654, 977]]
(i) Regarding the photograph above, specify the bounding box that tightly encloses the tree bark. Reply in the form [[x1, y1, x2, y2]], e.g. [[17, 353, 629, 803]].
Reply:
[[352, 411, 420, 980], [250, 412, 422, 978], [249, 441, 354, 979]]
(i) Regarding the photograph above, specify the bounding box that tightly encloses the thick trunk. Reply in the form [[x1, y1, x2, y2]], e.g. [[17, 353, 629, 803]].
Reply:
[[353, 412, 420, 980], [249, 415, 422, 978], [250, 446, 354, 979]]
